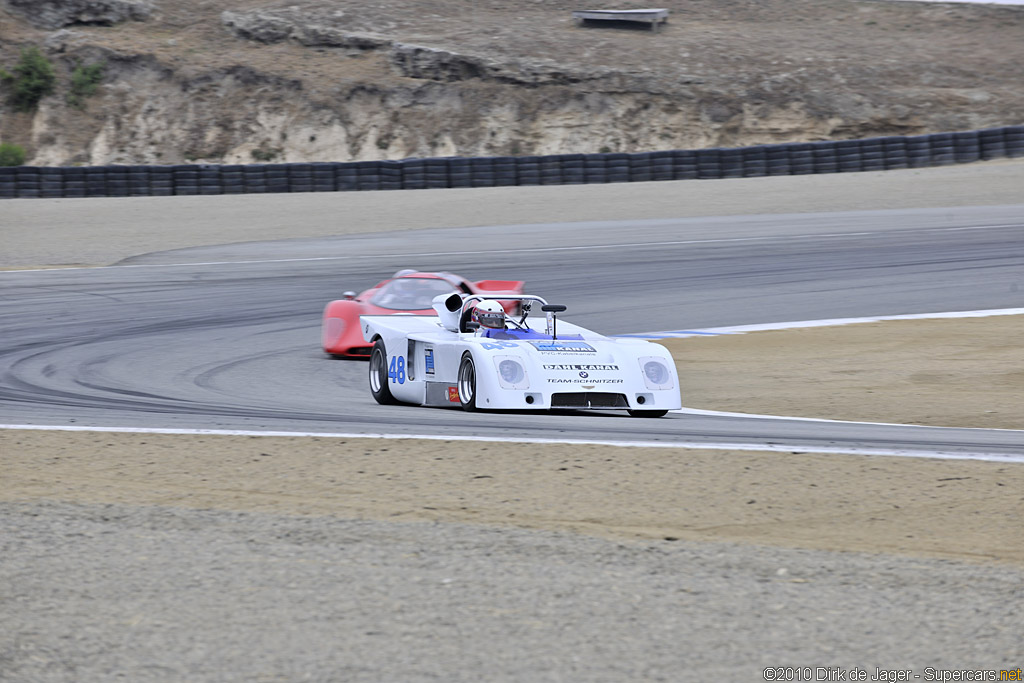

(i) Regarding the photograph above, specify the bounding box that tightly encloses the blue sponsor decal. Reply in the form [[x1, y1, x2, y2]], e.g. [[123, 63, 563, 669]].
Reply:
[[479, 340, 519, 350], [530, 341, 596, 353], [425, 348, 435, 375]]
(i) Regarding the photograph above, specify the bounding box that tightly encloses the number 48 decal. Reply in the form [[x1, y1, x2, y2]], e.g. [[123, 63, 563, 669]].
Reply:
[[480, 341, 518, 350], [388, 355, 406, 384]]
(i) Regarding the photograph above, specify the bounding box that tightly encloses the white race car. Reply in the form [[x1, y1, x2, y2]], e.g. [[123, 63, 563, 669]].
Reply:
[[360, 293, 681, 417]]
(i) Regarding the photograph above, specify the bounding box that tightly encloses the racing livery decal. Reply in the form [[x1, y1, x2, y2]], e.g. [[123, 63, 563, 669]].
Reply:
[[425, 348, 435, 375], [447, 386, 460, 403], [547, 378, 624, 384], [543, 364, 619, 371], [530, 341, 596, 353]]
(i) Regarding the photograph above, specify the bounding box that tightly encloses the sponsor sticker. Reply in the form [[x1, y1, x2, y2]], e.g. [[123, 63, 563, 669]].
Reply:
[[542, 364, 619, 371], [530, 341, 596, 353], [547, 378, 624, 384], [447, 386, 460, 403], [425, 348, 435, 375]]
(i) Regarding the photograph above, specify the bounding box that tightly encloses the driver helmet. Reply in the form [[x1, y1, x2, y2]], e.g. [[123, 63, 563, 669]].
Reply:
[[472, 300, 506, 329]]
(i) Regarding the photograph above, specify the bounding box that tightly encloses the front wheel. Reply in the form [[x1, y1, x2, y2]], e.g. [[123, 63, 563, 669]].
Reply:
[[369, 340, 399, 405], [627, 410, 668, 418], [457, 354, 478, 412]]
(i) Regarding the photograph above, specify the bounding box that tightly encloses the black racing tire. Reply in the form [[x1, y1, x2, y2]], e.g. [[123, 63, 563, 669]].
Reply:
[[369, 340, 399, 405], [627, 410, 668, 418], [457, 353, 478, 412]]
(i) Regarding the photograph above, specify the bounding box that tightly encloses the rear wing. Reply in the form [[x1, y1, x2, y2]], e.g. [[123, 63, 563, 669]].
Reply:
[[473, 279, 525, 294]]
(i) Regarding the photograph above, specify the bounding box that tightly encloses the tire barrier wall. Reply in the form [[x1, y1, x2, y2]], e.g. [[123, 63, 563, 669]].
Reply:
[[1, 125, 1022, 199]]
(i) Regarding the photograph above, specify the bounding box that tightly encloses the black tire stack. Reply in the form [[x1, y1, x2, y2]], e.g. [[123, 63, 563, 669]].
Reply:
[[2, 125, 1022, 199]]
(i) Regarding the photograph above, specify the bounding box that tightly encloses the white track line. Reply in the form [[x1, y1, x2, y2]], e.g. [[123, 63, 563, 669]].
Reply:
[[620, 307, 1024, 338], [676, 406, 1024, 433], [893, 0, 1024, 4], [2, 423, 1022, 464]]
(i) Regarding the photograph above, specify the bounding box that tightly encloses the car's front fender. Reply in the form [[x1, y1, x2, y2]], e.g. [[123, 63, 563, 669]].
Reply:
[[322, 299, 365, 353]]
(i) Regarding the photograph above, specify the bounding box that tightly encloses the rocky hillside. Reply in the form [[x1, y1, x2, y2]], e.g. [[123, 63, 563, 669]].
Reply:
[[1, 0, 1022, 166]]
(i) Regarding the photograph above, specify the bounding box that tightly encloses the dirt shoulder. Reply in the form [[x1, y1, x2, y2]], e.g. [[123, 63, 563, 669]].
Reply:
[[2, 426, 1021, 566], [665, 314, 1024, 430]]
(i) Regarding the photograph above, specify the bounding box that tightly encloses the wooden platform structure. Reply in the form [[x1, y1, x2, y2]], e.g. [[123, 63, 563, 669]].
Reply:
[[572, 8, 669, 32]]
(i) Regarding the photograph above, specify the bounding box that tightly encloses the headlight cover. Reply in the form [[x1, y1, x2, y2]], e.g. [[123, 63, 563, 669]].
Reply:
[[639, 357, 674, 390], [323, 317, 345, 348], [494, 356, 529, 389]]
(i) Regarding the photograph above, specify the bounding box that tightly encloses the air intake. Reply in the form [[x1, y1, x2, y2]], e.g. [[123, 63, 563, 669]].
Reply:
[[551, 392, 629, 409]]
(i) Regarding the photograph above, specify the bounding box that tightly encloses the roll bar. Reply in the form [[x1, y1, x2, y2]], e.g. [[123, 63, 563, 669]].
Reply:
[[433, 292, 567, 334], [458, 294, 549, 312]]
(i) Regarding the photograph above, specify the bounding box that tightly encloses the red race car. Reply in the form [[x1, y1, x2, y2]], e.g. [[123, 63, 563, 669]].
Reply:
[[322, 269, 525, 358]]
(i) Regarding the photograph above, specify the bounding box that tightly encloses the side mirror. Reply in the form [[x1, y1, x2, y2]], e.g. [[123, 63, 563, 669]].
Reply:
[[541, 304, 566, 338]]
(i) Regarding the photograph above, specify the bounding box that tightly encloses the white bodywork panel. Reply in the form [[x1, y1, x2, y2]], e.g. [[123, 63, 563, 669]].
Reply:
[[359, 305, 682, 413]]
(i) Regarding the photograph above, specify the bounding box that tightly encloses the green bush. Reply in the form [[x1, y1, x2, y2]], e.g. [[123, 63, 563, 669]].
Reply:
[[0, 142, 27, 166], [1, 47, 57, 112], [251, 147, 281, 162], [67, 61, 105, 109]]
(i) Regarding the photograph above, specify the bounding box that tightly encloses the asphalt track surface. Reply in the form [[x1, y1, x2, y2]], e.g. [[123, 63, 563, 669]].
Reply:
[[2, 205, 1023, 457]]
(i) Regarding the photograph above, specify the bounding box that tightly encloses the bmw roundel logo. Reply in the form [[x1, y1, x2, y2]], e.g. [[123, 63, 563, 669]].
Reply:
[[579, 371, 589, 378]]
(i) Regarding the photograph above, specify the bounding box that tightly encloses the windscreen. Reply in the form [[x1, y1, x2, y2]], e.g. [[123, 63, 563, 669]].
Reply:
[[369, 277, 458, 311]]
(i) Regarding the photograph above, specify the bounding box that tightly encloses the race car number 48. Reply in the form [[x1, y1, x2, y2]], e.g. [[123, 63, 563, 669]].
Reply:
[[389, 355, 406, 384]]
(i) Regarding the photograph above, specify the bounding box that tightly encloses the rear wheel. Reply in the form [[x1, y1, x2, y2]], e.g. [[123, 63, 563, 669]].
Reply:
[[369, 340, 398, 405], [627, 410, 668, 418], [457, 354, 478, 412]]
